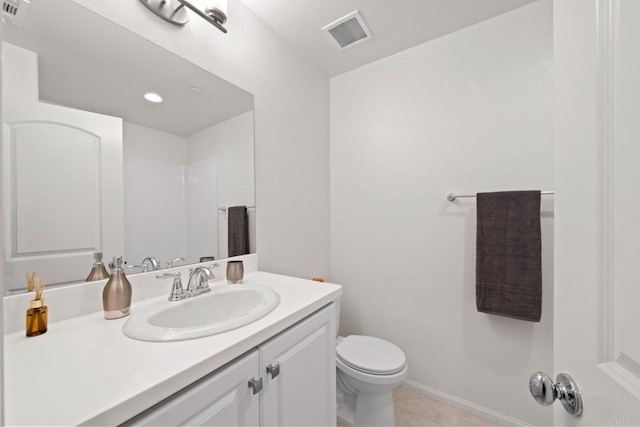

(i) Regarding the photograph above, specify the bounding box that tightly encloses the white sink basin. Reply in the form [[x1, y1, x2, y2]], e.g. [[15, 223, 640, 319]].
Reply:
[[123, 284, 280, 342]]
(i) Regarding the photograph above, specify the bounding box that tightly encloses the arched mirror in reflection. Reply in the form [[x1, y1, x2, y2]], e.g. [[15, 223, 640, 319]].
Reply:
[[1, 0, 255, 293]]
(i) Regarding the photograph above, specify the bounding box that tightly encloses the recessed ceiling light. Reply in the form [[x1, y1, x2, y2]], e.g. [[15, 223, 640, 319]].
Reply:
[[190, 86, 202, 94], [143, 92, 163, 103]]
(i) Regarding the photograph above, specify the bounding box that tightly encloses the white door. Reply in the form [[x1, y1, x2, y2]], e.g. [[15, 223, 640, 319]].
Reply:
[[125, 350, 260, 426], [260, 304, 336, 426], [2, 43, 123, 288], [554, 0, 640, 424]]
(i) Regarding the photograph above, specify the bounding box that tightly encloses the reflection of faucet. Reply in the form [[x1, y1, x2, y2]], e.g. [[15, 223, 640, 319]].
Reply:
[[186, 266, 216, 296], [109, 258, 146, 274], [141, 257, 161, 272], [124, 264, 146, 273], [167, 257, 186, 268]]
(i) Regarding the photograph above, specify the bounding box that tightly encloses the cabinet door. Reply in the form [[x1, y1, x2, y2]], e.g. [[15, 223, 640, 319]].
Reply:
[[261, 304, 336, 426], [125, 350, 260, 426]]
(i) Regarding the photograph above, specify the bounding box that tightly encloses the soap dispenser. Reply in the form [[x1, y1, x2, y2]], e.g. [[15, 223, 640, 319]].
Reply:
[[86, 251, 110, 282], [103, 256, 132, 320]]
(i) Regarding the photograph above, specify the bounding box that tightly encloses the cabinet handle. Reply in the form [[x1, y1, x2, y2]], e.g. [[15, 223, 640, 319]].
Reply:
[[248, 377, 263, 395], [266, 363, 280, 379]]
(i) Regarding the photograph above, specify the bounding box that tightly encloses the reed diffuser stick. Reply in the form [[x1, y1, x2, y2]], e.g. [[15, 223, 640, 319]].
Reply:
[[34, 276, 46, 301], [26, 272, 36, 293]]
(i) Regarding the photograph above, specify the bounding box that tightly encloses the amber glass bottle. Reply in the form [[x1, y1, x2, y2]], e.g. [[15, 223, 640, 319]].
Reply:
[[26, 299, 48, 337]]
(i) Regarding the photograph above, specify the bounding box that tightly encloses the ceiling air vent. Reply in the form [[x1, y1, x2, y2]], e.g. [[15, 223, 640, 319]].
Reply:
[[1, 0, 29, 27], [322, 10, 373, 50]]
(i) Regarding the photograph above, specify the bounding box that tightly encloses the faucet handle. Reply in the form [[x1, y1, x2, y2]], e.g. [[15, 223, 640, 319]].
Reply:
[[167, 257, 186, 268], [202, 266, 215, 279], [156, 272, 186, 301], [156, 272, 180, 279]]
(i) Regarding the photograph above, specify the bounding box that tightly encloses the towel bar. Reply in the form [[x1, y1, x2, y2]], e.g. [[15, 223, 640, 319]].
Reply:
[[447, 191, 554, 202], [218, 206, 255, 212]]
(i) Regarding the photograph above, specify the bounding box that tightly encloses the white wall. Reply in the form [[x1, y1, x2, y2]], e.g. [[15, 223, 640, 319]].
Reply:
[[0, 21, 5, 425], [188, 111, 255, 258], [330, 1, 553, 425], [72, 0, 330, 279], [188, 111, 254, 209], [123, 122, 188, 267], [124, 112, 256, 266], [123, 121, 187, 165], [185, 158, 219, 263]]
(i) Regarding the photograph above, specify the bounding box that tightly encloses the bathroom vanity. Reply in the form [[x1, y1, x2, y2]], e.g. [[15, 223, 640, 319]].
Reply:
[[126, 304, 335, 426], [3, 267, 341, 426]]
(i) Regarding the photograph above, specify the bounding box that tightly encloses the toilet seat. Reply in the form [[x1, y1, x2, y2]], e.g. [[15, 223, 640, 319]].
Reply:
[[336, 335, 406, 375]]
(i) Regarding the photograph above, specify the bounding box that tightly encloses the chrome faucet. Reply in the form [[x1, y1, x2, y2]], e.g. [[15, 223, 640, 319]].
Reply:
[[141, 257, 161, 271], [186, 265, 216, 296]]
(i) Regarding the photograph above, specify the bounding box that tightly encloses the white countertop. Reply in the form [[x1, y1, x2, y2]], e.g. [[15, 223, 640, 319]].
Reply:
[[4, 271, 341, 426]]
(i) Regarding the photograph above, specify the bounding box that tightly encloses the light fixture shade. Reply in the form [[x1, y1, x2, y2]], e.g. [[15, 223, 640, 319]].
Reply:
[[206, 0, 227, 24], [139, 0, 228, 32], [209, 0, 227, 15]]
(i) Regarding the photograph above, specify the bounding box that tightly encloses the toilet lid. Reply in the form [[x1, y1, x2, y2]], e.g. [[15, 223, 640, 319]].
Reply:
[[336, 335, 406, 375]]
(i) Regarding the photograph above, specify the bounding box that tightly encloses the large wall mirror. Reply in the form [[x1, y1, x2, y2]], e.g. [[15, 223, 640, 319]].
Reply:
[[2, 0, 256, 293]]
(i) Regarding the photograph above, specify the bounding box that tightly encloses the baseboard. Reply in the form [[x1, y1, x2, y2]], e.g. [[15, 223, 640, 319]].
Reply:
[[401, 379, 532, 427]]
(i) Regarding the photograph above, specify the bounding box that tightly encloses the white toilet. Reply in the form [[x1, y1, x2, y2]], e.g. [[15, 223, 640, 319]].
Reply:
[[336, 334, 408, 426]]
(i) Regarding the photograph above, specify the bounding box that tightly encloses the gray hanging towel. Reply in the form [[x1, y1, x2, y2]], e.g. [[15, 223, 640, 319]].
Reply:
[[228, 206, 249, 257], [476, 190, 542, 322]]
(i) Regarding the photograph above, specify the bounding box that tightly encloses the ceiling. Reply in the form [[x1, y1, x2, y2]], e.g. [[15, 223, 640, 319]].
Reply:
[[241, 0, 539, 77], [2, 0, 539, 131], [3, 0, 254, 137]]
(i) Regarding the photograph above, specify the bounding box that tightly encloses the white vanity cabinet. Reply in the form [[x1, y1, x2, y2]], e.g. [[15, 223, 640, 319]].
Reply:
[[125, 303, 336, 426], [261, 302, 336, 426]]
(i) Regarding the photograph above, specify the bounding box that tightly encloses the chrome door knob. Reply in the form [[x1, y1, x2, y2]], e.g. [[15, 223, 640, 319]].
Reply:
[[529, 372, 583, 417], [529, 372, 556, 406]]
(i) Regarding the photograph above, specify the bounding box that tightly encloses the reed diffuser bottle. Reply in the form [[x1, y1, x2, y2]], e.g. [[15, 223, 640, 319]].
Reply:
[[86, 251, 110, 282], [25, 272, 47, 337], [103, 256, 132, 319]]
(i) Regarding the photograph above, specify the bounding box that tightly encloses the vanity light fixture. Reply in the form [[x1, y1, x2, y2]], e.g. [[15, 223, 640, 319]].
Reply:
[[139, 0, 228, 33], [143, 92, 163, 103]]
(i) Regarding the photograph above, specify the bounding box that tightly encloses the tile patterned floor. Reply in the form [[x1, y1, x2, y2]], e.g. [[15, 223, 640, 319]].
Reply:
[[338, 385, 498, 427]]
